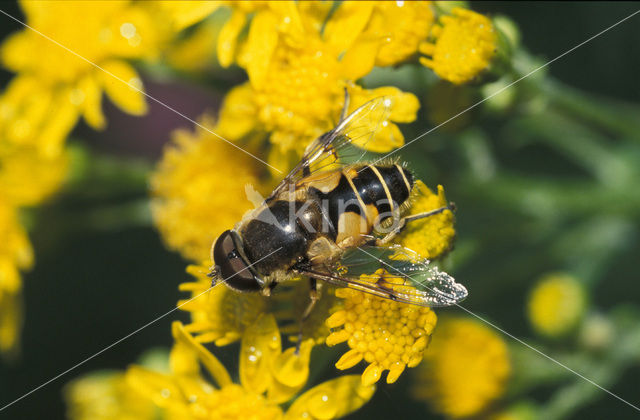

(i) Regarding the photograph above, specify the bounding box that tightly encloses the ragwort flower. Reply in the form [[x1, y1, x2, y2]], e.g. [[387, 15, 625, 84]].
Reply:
[[214, 2, 420, 170], [150, 115, 269, 262], [1, 0, 158, 154], [527, 272, 586, 338], [395, 181, 455, 260], [326, 269, 438, 386], [419, 8, 498, 85], [413, 316, 511, 418], [126, 319, 375, 419]]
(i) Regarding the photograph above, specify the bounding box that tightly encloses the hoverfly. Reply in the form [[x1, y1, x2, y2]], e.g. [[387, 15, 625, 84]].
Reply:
[[210, 94, 467, 322]]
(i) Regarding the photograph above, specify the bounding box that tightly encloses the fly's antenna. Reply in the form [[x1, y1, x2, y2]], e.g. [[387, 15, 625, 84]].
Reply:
[[207, 265, 220, 288]]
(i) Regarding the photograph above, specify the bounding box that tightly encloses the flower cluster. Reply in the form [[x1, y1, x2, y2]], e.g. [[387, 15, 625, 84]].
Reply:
[[0, 0, 514, 415], [147, 0, 504, 393], [0, 1, 222, 353], [66, 319, 375, 420]]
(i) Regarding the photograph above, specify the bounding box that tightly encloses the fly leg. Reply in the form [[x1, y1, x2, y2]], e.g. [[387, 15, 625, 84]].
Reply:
[[374, 203, 455, 246], [296, 277, 319, 355]]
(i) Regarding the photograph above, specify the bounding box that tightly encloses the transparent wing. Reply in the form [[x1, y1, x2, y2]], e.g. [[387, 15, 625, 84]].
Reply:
[[266, 97, 391, 202], [298, 246, 467, 307]]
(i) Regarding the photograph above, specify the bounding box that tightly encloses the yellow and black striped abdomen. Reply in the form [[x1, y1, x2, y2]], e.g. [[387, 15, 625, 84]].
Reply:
[[305, 164, 414, 247]]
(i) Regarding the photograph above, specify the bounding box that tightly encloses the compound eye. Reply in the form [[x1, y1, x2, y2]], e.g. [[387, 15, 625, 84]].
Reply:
[[213, 230, 263, 292]]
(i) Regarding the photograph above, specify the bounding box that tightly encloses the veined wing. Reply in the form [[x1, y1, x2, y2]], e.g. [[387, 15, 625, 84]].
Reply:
[[299, 245, 467, 307], [266, 97, 391, 202]]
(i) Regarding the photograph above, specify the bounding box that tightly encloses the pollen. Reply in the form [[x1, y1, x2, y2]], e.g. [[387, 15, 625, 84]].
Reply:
[[326, 269, 437, 386], [419, 8, 497, 85]]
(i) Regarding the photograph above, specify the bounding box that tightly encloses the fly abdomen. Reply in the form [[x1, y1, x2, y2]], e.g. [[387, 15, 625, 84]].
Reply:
[[308, 164, 414, 247], [352, 164, 413, 217]]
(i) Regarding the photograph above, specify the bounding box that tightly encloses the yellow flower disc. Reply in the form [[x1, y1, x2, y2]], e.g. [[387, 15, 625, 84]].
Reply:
[[527, 273, 586, 337], [179, 264, 269, 346], [248, 37, 344, 154], [150, 116, 265, 262], [419, 8, 497, 84], [413, 316, 510, 418], [326, 269, 437, 386], [395, 181, 455, 260]]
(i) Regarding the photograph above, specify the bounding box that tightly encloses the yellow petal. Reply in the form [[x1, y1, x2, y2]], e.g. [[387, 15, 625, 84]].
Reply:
[[335, 349, 363, 370], [365, 122, 404, 153], [325, 310, 346, 329], [326, 329, 350, 347], [284, 375, 375, 420], [340, 35, 378, 81], [386, 362, 405, 384], [125, 366, 181, 408], [214, 82, 258, 140], [268, 339, 313, 404], [156, 0, 220, 32], [217, 10, 247, 68], [268, 1, 304, 35], [171, 321, 231, 387], [0, 31, 30, 73], [100, 60, 147, 116], [323, 2, 373, 53], [361, 363, 383, 386], [358, 86, 420, 123], [240, 313, 281, 395], [271, 339, 312, 388], [245, 10, 279, 88], [78, 74, 105, 130], [36, 89, 79, 156]]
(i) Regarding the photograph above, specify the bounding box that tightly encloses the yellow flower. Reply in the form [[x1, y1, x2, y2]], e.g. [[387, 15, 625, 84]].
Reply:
[[0, 200, 33, 355], [0, 0, 157, 154], [366, 1, 436, 67], [413, 316, 510, 418], [419, 8, 498, 85], [326, 269, 438, 386], [527, 272, 586, 337], [65, 371, 157, 420], [179, 263, 269, 346], [126, 319, 375, 419], [395, 181, 455, 260], [214, 2, 420, 169], [150, 115, 268, 262], [180, 263, 338, 347], [0, 144, 69, 206]]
